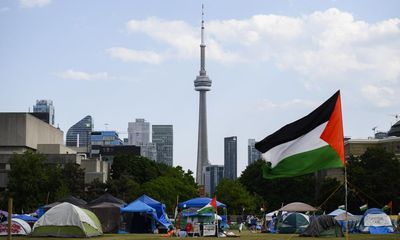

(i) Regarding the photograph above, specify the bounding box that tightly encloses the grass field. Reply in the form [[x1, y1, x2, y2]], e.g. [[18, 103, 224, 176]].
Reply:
[[0, 231, 399, 240]]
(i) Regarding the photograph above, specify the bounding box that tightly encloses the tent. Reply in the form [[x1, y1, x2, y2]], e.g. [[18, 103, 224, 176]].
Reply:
[[278, 212, 310, 234], [179, 197, 226, 208], [39, 195, 88, 217], [32, 202, 103, 237], [279, 202, 317, 212], [87, 193, 125, 233], [120, 199, 157, 233], [88, 192, 126, 205], [328, 209, 353, 217], [300, 215, 343, 237], [136, 195, 172, 230], [358, 208, 394, 234], [0, 218, 31, 236]]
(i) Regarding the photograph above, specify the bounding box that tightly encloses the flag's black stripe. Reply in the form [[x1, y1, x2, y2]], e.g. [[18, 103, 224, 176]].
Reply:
[[255, 90, 340, 153]]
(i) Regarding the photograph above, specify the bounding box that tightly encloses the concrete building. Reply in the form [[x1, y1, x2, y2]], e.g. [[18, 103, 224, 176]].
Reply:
[[139, 143, 157, 161], [127, 119, 156, 161], [81, 159, 109, 184], [195, 7, 212, 185], [248, 139, 261, 165], [152, 125, 173, 166], [344, 137, 400, 158], [66, 115, 93, 152], [128, 118, 150, 145], [203, 165, 224, 196], [0, 113, 108, 187], [0, 113, 68, 187], [33, 99, 55, 125], [224, 136, 237, 180], [91, 145, 140, 164]]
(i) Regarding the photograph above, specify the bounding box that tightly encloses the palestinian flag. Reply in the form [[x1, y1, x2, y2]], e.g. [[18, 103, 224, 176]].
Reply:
[[197, 196, 217, 214], [255, 90, 345, 179]]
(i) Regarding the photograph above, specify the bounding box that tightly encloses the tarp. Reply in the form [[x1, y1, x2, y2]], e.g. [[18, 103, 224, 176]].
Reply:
[[0, 218, 31, 236], [12, 214, 38, 222], [32, 202, 102, 237], [120, 200, 157, 233], [136, 195, 172, 229], [300, 215, 343, 237], [358, 208, 394, 234], [178, 197, 226, 208], [279, 202, 317, 212], [121, 200, 156, 213]]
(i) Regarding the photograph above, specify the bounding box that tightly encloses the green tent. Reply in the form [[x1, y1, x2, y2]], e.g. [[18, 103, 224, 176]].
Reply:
[[278, 212, 310, 234], [32, 202, 103, 238]]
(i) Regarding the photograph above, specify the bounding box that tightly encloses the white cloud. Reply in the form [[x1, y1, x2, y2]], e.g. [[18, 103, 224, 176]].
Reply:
[[106, 47, 162, 64], [257, 98, 317, 112], [20, 0, 51, 8], [118, 9, 399, 107], [361, 85, 396, 107], [57, 70, 111, 81]]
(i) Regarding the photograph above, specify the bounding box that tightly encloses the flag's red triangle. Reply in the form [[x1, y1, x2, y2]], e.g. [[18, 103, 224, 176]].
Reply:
[[320, 92, 345, 165], [210, 196, 217, 209]]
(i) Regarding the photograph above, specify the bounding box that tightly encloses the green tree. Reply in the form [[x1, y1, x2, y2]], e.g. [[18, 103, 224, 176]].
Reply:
[[140, 166, 198, 213], [84, 178, 108, 201], [216, 179, 259, 215], [61, 163, 85, 198], [107, 175, 141, 203], [239, 160, 316, 211], [347, 147, 400, 213], [7, 151, 62, 212]]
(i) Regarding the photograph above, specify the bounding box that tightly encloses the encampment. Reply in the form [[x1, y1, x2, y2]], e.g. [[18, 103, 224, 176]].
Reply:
[[0, 218, 31, 236], [87, 193, 125, 233], [358, 208, 394, 234], [32, 202, 103, 237], [120, 199, 157, 233], [277, 212, 310, 234]]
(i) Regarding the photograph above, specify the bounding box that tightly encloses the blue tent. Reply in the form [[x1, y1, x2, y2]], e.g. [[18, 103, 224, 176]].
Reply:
[[120, 200, 157, 234], [12, 214, 38, 222], [121, 199, 156, 213], [358, 208, 394, 234], [178, 197, 226, 208], [135, 195, 172, 229]]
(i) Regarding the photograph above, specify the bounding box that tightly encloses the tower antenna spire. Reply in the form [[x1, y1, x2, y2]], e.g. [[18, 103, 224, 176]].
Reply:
[[201, 4, 205, 46]]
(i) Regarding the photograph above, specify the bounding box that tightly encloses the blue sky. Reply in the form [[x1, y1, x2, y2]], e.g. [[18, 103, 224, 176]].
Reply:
[[1, 0, 399, 177]]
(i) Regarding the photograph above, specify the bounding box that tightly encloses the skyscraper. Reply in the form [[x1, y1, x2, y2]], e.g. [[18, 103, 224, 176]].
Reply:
[[195, 5, 212, 185], [66, 115, 93, 151], [152, 125, 173, 166], [203, 165, 224, 196], [248, 138, 262, 165], [127, 118, 150, 145], [127, 119, 156, 161], [224, 136, 237, 179], [33, 99, 55, 125]]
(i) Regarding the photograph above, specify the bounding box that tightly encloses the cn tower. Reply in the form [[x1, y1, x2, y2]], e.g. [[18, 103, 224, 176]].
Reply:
[[195, 5, 211, 185]]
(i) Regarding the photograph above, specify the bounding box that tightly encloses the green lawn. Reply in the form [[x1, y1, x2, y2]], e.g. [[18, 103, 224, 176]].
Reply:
[[1, 231, 399, 240]]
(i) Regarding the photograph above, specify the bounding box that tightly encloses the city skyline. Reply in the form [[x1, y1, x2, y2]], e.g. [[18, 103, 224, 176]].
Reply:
[[1, 0, 399, 178]]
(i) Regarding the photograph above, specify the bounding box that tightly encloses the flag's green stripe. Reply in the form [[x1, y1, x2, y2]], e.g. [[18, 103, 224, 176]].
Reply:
[[262, 145, 343, 179]]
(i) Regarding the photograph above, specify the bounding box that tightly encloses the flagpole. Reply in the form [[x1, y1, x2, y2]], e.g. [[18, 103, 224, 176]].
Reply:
[[344, 165, 349, 240]]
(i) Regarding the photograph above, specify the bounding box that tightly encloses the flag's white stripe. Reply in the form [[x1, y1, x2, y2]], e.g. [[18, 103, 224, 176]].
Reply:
[[262, 122, 328, 168]]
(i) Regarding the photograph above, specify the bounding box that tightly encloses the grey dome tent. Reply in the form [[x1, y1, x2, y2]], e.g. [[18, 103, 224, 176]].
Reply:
[[87, 193, 126, 233]]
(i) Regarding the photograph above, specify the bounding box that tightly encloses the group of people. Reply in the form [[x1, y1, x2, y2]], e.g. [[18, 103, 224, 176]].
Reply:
[[237, 215, 260, 233]]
